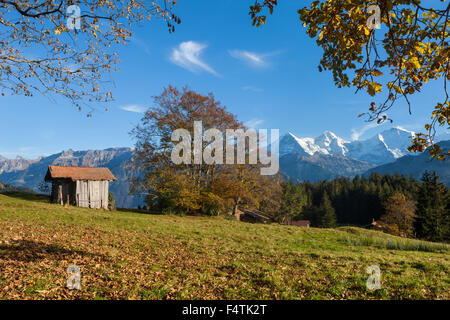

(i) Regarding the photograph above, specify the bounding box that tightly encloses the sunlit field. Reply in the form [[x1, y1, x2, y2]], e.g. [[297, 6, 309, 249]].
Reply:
[[0, 192, 448, 300]]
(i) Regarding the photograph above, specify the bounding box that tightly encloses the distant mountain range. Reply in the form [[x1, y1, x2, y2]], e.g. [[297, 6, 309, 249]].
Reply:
[[278, 127, 449, 185], [364, 140, 450, 185], [0, 127, 448, 208], [0, 148, 143, 208], [280, 127, 416, 165]]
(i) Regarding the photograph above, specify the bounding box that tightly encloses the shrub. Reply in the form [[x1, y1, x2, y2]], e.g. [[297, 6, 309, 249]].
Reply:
[[108, 192, 116, 211]]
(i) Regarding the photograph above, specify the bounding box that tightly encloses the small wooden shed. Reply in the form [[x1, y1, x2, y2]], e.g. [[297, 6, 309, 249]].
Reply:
[[45, 165, 117, 209], [283, 217, 310, 228], [240, 210, 272, 224]]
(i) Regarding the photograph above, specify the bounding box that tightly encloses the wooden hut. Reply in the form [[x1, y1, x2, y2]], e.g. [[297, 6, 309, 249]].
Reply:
[[240, 210, 272, 224], [45, 165, 116, 209], [283, 217, 310, 228]]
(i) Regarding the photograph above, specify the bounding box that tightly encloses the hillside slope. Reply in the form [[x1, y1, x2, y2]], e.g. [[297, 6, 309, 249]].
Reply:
[[364, 140, 450, 186], [0, 193, 448, 300], [280, 153, 375, 182]]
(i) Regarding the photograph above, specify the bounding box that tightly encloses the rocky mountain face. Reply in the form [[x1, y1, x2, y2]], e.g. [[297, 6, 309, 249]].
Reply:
[[280, 153, 375, 183], [0, 148, 142, 208], [0, 156, 38, 174]]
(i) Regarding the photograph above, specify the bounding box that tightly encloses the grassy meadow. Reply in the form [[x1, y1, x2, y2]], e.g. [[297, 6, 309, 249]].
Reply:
[[0, 192, 448, 300]]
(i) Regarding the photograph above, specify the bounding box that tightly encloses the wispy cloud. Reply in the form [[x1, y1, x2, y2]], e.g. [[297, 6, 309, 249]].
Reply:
[[351, 122, 380, 141], [229, 50, 279, 68], [120, 105, 147, 113], [244, 118, 265, 129], [0, 147, 45, 159], [170, 41, 218, 76], [395, 123, 422, 132], [130, 36, 151, 55], [242, 86, 263, 92]]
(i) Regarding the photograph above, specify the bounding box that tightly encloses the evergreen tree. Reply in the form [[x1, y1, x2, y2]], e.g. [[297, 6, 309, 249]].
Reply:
[[415, 171, 450, 242], [279, 182, 307, 223], [319, 192, 337, 228]]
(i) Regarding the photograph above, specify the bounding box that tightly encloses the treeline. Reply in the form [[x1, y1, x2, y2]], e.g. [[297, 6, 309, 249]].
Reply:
[[298, 173, 421, 225], [281, 171, 449, 242], [0, 180, 35, 194]]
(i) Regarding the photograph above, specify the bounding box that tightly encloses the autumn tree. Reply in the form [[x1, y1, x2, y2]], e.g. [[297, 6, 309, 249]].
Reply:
[[378, 192, 416, 237], [0, 0, 179, 110], [249, 0, 449, 159], [130, 86, 282, 216]]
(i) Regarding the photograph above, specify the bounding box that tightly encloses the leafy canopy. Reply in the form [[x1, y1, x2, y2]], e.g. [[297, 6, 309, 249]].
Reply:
[[0, 0, 179, 112]]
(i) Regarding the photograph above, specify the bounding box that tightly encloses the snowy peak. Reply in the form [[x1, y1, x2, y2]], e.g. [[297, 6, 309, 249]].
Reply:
[[280, 131, 349, 157], [377, 127, 415, 158], [315, 131, 349, 156], [280, 127, 417, 165], [279, 133, 312, 156]]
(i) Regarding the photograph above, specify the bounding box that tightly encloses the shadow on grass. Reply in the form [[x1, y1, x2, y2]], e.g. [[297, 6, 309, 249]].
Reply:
[[0, 239, 108, 263], [117, 208, 163, 215], [0, 191, 50, 203]]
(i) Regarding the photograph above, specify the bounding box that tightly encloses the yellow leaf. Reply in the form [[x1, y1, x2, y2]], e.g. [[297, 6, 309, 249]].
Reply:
[[410, 57, 421, 69], [371, 70, 384, 77], [373, 83, 382, 92], [363, 27, 370, 36], [318, 30, 324, 41]]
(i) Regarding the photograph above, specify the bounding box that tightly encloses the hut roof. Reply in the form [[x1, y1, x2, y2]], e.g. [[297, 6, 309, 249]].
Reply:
[[45, 165, 117, 181], [243, 210, 272, 223]]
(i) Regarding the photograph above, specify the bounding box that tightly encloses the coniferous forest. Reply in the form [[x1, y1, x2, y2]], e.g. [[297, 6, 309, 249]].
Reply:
[[281, 171, 450, 242]]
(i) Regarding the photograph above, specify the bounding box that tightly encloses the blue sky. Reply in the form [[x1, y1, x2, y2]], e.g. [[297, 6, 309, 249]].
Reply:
[[0, 0, 445, 158]]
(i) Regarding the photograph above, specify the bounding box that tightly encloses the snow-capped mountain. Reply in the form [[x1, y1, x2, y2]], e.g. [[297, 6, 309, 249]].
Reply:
[[280, 127, 416, 165], [279, 131, 349, 157]]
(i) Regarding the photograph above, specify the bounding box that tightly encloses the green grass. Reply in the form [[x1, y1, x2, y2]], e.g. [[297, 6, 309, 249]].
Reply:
[[337, 227, 449, 252], [0, 192, 449, 300]]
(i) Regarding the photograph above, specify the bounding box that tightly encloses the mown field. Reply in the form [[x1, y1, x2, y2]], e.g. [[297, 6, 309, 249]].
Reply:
[[0, 192, 449, 300]]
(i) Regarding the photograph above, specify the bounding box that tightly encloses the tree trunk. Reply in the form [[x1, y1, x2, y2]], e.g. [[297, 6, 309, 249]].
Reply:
[[233, 197, 241, 216]]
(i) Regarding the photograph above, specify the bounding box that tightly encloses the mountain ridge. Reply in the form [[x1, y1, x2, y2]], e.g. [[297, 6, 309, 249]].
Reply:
[[363, 140, 450, 186], [0, 147, 142, 208], [280, 127, 417, 165]]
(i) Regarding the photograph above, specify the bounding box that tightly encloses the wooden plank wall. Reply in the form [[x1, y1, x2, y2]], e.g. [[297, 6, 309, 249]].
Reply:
[[75, 180, 109, 209], [101, 181, 109, 210]]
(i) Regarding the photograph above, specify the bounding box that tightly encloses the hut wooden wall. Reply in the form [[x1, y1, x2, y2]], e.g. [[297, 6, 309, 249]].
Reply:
[[50, 179, 76, 206], [50, 179, 110, 209], [75, 180, 109, 209]]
